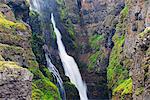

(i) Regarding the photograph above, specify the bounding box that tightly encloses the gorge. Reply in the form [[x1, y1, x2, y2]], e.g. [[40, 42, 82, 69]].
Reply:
[[0, 0, 149, 100]]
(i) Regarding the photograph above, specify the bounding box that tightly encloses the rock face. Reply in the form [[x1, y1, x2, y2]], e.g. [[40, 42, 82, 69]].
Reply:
[[59, 0, 125, 99], [0, 1, 36, 100], [3, 0, 148, 99], [124, 0, 150, 99], [0, 2, 37, 68], [107, 0, 150, 99], [0, 61, 33, 100], [58, 0, 150, 99], [0, 1, 61, 100]]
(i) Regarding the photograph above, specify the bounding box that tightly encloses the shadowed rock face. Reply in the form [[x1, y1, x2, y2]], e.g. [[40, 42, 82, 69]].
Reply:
[[0, 0, 30, 22], [0, 61, 33, 100], [0, 1, 61, 100]]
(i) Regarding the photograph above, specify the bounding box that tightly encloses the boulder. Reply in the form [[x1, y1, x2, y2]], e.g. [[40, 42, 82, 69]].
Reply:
[[0, 61, 33, 100]]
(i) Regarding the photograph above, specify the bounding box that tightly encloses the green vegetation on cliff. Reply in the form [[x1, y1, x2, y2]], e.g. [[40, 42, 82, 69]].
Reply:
[[113, 78, 132, 96], [29, 65, 61, 100], [89, 34, 104, 50], [0, 12, 27, 32], [88, 33, 105, 71], [29, 10, 61, 100], [107, 5, 132, 98], [0, 4, 61, 100]]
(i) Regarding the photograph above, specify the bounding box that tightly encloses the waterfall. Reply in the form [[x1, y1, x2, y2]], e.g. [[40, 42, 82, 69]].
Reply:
[[51, 14, 88, 100], [30, 0, 88, 99], [45, 54, 66, 100], [29, 0, 66, 99]]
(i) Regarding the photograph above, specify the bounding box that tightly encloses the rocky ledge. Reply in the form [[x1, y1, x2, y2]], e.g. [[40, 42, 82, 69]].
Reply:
[[0, 61, 33, 100]]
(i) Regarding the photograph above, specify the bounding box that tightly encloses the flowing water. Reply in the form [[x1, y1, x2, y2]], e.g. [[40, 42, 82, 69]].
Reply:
[[30, 0, 88, 99], [51, 14, 88, 100], [45, 54, 66, 100], [30, 0, 66, 99]]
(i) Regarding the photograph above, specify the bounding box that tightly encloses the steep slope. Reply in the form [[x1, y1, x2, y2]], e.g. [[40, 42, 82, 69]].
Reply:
[[57, 0, 125, 99], [0, 1, 61, 100], [1, 0, 148, 100], [58, 0, 150, 99], [108, 0, 150, 99]]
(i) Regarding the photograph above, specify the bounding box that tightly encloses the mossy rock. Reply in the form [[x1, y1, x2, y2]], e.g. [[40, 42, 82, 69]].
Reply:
[[88, 51, 100, 71], [29, 66, 61, 100], [139, 27, 150, 38], [135, 87, 144, 96], [0, 33, 25, 47], [107, 5, 130, 96], [113, 78, 132, 96], [34, 78, 61, 100], [89, 34, 104, 50], [0, 54, 4, 61], [0, 12, 27, 33], [64, 82, 80, 99], [0, 61, 20, 70]]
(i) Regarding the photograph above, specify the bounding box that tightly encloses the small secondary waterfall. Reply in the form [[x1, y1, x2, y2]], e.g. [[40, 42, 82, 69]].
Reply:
[[45, 54, 66, 100], [51, 14, 88, 100], [29, 0, 66, 99]]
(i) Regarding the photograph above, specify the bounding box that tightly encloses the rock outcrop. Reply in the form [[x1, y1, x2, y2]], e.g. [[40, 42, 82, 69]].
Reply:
[[0, 61, 33, 100], [0, 1, 61, 100], [108, 0, 150, 99], [124, 0, 150, 99]]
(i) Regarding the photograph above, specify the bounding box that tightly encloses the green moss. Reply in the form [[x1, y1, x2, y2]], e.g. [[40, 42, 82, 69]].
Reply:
[[0, 55, 4, 61], [107, 5, 130, 97], [135, 87, 144, 96], [107, 32, 128, 88], [32, 83, 45, 100], [65, 19, 76, 39], [113, 78, 132, 96], [29, 67, 45, 80], [34, 78, 61, 100], [89, 34, 104, 50], [32, 87, 44, 100], [60, 8, 67, 20], [56, 0, 64, 5], [42, 66, 53, 81], [120, 6, 129, 22], [88, 34, 105, 71], [29, 67, 61, 100], [88, 51, 100, 70], [0, 12, 27, 32], [139, 27, 150, 38], [0, 61, 20, 70]]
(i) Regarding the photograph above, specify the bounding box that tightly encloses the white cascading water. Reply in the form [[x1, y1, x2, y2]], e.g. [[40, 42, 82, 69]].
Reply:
[[45, 54, 66, 100], [51, 13, 88, 100], [29, 0, 66, 99]]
